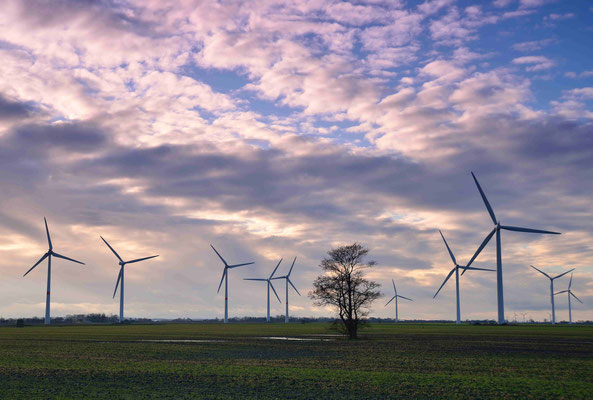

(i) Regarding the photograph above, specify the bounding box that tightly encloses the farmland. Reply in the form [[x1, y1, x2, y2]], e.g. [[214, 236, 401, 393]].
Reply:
[[0, 323, 591, 399]]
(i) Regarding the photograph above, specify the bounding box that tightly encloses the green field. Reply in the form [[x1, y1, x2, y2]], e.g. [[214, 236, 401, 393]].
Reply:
[[0, 323, 592, 399]]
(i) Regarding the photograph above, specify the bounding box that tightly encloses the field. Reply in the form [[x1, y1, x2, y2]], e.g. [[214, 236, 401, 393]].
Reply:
[[0, 323, 592, 399]]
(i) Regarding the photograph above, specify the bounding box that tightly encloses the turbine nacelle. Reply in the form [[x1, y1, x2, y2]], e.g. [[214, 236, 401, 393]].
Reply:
[[101, 236, 159, 299], [434, 230, 493, 298], [211, 244, 254, 293], [244, 258, 283, 303], [23, 218, 85, 277], [385, 279, 413, 306], [531, 265, 575, 281], [271, 257, 301, 296]]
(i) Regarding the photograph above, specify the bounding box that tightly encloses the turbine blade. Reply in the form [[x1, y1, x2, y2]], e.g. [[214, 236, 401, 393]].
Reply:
[[530, 265, 550, 279], [385, 295, 396, 306], [570, 292, 583, 304], [270, 258, 282, 279], [44, 217, 52, 250], [554, 290, 568, 295], [229, 262, 254, 269], [568, 273, 573, 289], [210, 245, 228, 266], [439, 230, 457, 266], [23, 253, 49, 276], [126, 255, 159, 264], [217, 268, 227, 293], [100, 236, 123, 262], [471, 172, 497, 225], [552, 268, 575, 280], [113, 267, 123, 298], [463, 228, 495, 274], [244, 278, 267, 281], [269, 281, 281, 303], [287, 257, 297, 277], [270, 276, 287, 280], [463, 266, 495, 272], [52, 252, 85, 265], [434, 268, 455, 298], [288, 278, 301, 296], [500, 225, 560, 235], [398, 295, 413, 301], [392, 279, 397, 295]]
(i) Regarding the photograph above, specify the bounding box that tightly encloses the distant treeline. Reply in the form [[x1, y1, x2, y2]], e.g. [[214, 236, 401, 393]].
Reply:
[[1, 314, 591, 326], [0, 313, 151, 326]]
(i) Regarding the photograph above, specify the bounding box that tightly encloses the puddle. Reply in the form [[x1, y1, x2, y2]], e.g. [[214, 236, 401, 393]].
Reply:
[[97, 339, 226, 344], [139, 339, 226, 343], [257, 336, 333, 341]]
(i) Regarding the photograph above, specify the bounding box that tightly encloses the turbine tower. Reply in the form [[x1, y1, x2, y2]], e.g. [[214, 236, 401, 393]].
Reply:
[[211, 245, 254, 323], [434, 230, 493, 324], [467, 172, 561, 324], [271, 257, 301, 323], [531, 265, 574, 324], [23, 218, 85, 325], [101, 236, 159, 323], [385, 279, 412, 322], [555, 272, 582, 324], [245, 259, 282, 322]]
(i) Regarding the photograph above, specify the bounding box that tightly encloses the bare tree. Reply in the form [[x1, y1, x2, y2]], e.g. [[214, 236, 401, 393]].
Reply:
[[309, 243, 381, 339]]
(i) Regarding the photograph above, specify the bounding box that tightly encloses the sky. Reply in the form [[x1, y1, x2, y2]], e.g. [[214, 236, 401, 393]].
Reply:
[[0, 0, 592, 322]]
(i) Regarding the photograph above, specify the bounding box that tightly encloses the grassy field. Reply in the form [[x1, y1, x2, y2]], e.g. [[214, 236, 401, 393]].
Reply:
[[0, 322, 592, 399]]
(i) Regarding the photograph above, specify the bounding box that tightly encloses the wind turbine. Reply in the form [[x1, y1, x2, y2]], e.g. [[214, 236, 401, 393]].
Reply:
[[434, 230, 494, 324], [271, 257, 301, 323], [23, 218, 85, 325], [245, 259, 282, 322], [385, 279, 412, 322], [211, 245, 254, 323], [101, 236, 159, 323], [531, 265, 574, 324], [555, 272, 582, 324], [466, 172, 561, 324]]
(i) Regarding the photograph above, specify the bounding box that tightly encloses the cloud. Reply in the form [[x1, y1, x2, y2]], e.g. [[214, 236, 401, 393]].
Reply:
[[493, 0, 514, 7], [0, 94, 37, 120], [519, 0, 557, 8], [512, 38, 556, 52], [564, 87, 593, 100], [544, 12, 575, 22], [565, 70, 593, 79], [512, 56, 556, 71]]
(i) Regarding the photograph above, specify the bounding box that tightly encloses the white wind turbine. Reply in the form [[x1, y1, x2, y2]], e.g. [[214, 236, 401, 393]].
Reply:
[[23, 218, 85, 325], [531, 265, 574, 324], [101, 236, 159, 323], [467, 172, 561, 324], [434, 230, 494, 324], [211, 245, 254, 323], [385, 279, 412, 322], [271, 257, 301, 323], [245, 259, 282, 322], [555, 272, 582, 324]]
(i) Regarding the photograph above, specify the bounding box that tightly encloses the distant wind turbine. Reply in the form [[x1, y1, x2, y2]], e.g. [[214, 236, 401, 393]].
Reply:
[[101, 236, 159, 323], [245, 258, 282, 322], [529, 265, 573, 324], [466, 172, 561, 324], [434, 230, 493, 324], [211, 245, 254, 323], [385, 279, 412, 322], [555, 272, 582, 324], [271, 257, 301, 323], [23, 218, 85, 325]]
